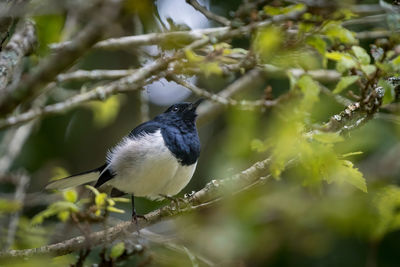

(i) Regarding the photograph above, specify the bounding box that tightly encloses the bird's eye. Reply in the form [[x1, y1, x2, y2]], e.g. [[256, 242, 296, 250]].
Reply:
[[172, 106, 179, 112]]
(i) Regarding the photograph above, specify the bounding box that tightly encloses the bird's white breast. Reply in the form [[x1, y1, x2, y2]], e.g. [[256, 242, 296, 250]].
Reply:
[[105, 130, 197, 199]]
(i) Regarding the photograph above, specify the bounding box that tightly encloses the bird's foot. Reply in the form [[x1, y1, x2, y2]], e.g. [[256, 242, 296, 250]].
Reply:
[[131, 213, 147, 224], [159, 194, 188, 211]]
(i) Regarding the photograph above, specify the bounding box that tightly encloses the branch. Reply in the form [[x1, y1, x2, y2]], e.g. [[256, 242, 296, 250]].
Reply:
[[186, 0, 230, 26], [51, 6, 306, 51], [51, 28, 226, 51], [262, 64, 341, 83], [0, 0, 122, 116], [0, 158, 272, 258], [56, 69, 138, 83], [0, 8, 307, 130], [169, 74, 278, 109], [318, 86, 385, 133], [0, 57, 170, 130], [5, 173, 29, 250], [0, 20, 36, 94]]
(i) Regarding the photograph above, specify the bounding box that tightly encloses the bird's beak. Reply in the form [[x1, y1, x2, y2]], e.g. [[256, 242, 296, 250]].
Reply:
[[190, 98, 204, 111]]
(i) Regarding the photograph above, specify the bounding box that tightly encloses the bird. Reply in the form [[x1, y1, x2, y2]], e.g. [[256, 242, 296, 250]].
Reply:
[[46, 99, 203, 221]]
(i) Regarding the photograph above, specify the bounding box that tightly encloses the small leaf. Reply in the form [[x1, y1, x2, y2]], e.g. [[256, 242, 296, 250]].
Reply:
[[360, 65, 377, 77], [392, 54, 400, 65], [110, 242, 125, 259], [325, 52, 356, 72], [333, 76, 359, 94], [85, 185, 100, 196], [340, 160, 367, 193], [306, 35, 326, 56], [57, 211, 70, 222], [63, 189, 78, 203], [352, 46, 370, 65], [379, 79, 395, 105], [107, 206, 125, 214], [49, 167, 70, 182], [88, 95, 123, 128], [341, 151, 363, 158], [185, 49, 203, 63], [298, 75, 320, 108], [111, 197, 130, 203], [323, 22, 357, 44], [253, 26, 282, 62], [95, 193, 107, 207]]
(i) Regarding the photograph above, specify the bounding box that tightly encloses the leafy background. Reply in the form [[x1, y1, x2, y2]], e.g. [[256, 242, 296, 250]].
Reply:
[[1, 0, 400, 266]]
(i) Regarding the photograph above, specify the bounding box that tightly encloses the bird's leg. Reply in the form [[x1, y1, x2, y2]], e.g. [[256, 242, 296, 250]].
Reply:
[[131, 195, 146, 226]]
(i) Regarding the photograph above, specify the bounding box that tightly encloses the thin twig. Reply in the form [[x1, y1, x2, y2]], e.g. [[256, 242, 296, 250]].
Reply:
[[56, 69, 138, 83], [5, 173, 29, 250], [186, 0, 230, 26], [170, 74, 278, 110]]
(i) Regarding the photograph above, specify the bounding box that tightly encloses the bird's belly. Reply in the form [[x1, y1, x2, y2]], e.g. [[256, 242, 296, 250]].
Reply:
[[106, 131, 196, 199], [162, 162, 197, 196]]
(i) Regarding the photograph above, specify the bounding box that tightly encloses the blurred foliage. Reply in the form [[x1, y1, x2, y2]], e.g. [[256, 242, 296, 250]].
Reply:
[[2, 0, 400, 266]]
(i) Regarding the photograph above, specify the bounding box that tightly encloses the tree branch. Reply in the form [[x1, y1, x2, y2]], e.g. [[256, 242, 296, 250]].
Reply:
[[56, 69, 138, 83], [50, 6, 306, 51], [0, 158, 272, 258], [0, 20, 36, 95], [169, 74, 278, 109], [0, 0, 122, 116], [186, 0, 231, 26]]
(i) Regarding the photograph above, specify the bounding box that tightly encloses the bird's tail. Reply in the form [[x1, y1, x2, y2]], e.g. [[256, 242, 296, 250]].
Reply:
[[45, 164, 107, 190]]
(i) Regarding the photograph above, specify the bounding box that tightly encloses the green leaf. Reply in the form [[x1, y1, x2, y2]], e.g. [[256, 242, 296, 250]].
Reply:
[[253, 26, 282, 62], [110, 242, 125, 259], [360, 65, 377, 77], [373, 186, 400, 239], [313, 131, 344, 143], [63, 189, 78, 203], [264, 3, 305, 16], [306, 36, 326, 56], [379, 79, 395, 105], [31, 201, 79, 225], [88, 95, 124, 128], [325, 52, 356, 73], [341, 151, 363, 158], [298, 75, 320, 108], [323, 22, 357, 44], [392, 54, 400, 65], [85, 185, 100, 196], [185, 49, 203, 63], [49, 167, 70, 182], [333, 75, 359, 94], [199, 62, 223, 77], [352, 46, 370, 65], [111, 197, 130, 203], [57, 211, 70, 222], [107, 206, 125, 214], [95, 193, 107, 207], [339, 160, 367, 193]]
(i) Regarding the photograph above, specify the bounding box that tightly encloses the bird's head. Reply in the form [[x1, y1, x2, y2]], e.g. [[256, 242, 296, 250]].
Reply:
[[156, 99, 203, 127]]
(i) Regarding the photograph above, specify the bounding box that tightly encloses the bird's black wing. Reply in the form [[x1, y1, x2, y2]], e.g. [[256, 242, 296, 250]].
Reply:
[[128, 120, 161, 139], [94, 120, 161, 188]]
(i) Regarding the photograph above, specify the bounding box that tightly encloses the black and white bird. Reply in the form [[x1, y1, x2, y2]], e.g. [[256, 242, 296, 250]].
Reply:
[[46, 99, 202, 220]]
